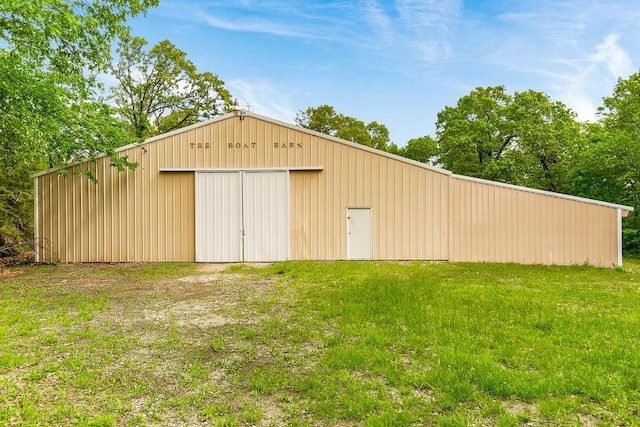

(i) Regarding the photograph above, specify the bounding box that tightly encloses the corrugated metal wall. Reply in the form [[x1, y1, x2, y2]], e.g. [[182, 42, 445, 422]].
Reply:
[[448, 176, 619, 267], [36, 152, 194, 262], [34, 113, 626, 266], [289, 151, 450, 260], [35, 115, 451, 262]]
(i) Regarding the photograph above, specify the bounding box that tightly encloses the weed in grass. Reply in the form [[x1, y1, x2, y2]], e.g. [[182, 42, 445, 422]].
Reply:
[[0, 351, 30, 370], [494, 413, 519, 427], [211, 334, 226, 352], [240, 402, 262, 423]]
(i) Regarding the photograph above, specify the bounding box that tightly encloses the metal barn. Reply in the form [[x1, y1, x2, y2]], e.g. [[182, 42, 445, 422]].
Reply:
[[33, 112, 633, 267]]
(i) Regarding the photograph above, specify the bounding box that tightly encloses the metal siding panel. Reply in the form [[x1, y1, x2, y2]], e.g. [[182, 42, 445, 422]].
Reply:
[[289, 172, 301, 259], [448, 176, 623, 267]]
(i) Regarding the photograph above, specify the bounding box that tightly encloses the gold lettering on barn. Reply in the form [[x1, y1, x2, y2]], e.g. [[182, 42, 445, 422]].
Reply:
[[273, 142, 303, 149], [227, 142, 257, 149], [190, 142, 211, 149]]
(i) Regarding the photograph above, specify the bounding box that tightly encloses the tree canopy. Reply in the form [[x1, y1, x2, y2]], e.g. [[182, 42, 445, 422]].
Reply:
[[0, 0, 157, 254], [433, 86, 580, 191], [110, 36, 233, 139], [0, 0, 157, 171], [567, 72, 640, 255], [296, 105, 392, 151]]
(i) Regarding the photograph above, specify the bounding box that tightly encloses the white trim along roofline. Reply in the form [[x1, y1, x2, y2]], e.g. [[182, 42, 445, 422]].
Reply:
[[31, 112, 452, 179], [30, 111, 634, 213], [453, 174, 634, 213]]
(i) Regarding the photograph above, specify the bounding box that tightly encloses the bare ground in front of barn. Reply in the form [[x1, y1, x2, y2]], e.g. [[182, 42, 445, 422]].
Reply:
[[1, 260, 640, 426]]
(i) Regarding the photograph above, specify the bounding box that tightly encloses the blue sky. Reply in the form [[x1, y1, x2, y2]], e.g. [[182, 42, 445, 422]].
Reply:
[[126, 1, 640, 145]]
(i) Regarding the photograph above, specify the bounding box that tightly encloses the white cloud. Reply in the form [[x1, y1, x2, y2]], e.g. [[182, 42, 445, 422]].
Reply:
[[551, 33, 634, 122], [360, 0, 394, 46], [228, 79, 298, 123], [396, 0, 462, 61], [194, 11, 314, 39], [590, 33, 634, 79], [497, 2, 587, 47]]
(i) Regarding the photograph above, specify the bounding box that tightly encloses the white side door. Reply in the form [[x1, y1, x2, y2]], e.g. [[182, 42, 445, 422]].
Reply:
[[347, 208, 372, 260], [195, 172, 242, 262]]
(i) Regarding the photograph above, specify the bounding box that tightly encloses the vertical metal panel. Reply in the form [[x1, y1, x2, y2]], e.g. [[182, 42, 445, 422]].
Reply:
[[33, 178, 39, 261], [195, 171, 289, 262], [195, 172, 242, 262], [449, 176, 620, 267], [243, 171, 290, 262], [346, 208, 372, 259]]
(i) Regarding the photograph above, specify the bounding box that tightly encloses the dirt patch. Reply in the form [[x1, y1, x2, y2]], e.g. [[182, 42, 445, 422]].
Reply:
[[196, 263, 270, 272], [0, 269, 23, 277], [144, 300, 239, 328], [196, 263, 231, 272], [93, 266, 280, 334], [502, 400, 538, 417], [176, 273, 246, 284]]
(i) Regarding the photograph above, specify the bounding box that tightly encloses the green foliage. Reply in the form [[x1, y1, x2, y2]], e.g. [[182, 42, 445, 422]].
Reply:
[[397, 135, 439, 163], [567, 72, 640, 255], [566, 123, 637, 205], [0, 51, 135, 172], [296, 105, 392, 150], [509, 90, 580, 191], [622, 228, 640, 257], [435, 86, 580, 191], [0, 162, 41, 256], [110, 36, 233, 139], [0, 0, 158, 256], [436, 86, 516, 181], [0, 0, 158, 76], [0, 51, 62, 168]]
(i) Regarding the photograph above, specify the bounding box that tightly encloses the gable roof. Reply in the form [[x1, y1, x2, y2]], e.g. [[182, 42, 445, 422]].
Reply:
[[31, 111, 634, 213]]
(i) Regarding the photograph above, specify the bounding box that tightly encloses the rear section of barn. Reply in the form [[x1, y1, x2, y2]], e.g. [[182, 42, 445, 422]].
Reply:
[[33, 112, 632, 267]]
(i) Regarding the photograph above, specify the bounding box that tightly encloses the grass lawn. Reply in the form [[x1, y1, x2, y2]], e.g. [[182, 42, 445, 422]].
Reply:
[[1, 260, 639, 426]]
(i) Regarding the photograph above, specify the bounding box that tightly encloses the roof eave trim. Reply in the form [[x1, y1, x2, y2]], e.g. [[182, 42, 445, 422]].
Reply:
[[453, 174, 634, 212], [31, 114, 239, 178]]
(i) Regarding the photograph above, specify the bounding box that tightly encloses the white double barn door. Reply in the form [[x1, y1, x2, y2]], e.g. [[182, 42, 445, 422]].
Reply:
[[195, 171, 290, 262]]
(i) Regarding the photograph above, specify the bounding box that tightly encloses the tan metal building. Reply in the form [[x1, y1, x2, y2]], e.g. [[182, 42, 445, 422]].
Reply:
[[33, 112, 633, 267]]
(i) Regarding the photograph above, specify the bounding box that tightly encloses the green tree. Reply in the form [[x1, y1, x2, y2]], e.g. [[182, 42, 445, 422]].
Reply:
[[0, 162, 41, 257], [110, 36, 233, 139], [0, 0, 157, 169], [509, 90, 580, 191], [0, 0, 158, 257], [434, 86, 580, 191], [567, 72, 640, 255], [436, 86, 516, 182], [1, 0, 157, 79], [398, 136, 439, 164], [296, 105, 392, 150]]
